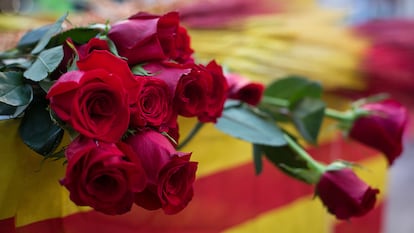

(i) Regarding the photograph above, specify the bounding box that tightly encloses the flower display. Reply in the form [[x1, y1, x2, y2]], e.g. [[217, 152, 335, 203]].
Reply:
[[0, 10, 409, 221]]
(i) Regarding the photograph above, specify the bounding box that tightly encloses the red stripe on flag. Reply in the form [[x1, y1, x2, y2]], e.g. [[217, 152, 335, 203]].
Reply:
[[0, 217, 16, 233], [17, 138, 381, 233]]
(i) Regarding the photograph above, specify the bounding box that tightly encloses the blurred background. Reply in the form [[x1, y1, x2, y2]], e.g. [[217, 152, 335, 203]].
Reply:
[[1, 0, 414, 233]]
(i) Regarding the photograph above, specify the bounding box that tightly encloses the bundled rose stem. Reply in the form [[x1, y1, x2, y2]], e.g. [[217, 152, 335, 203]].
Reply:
[[261, 96, 365, 124], [177, 121, 205, 150], [282, 133, 326, 176]]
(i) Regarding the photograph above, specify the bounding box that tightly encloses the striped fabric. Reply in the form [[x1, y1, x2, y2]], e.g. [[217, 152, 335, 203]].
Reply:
[[0, 116, 387, 233]]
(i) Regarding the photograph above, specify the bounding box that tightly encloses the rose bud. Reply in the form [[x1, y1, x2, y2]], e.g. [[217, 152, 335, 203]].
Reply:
[[125, 130, 198, 214], [47, 50, 141, 142], [316, 168, 379, 220], [349, 99, 408, 165], [225, 73, 265, 106], [108, 11, 194, 65], [76, 37, 110, 60], [61, 136, 147, 215]]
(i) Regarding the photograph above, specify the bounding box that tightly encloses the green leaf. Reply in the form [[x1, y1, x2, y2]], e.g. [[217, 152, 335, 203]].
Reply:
[[31, 13, 67, 54], [48, 27, 101, 46], [264, 76, 322, 108], [291, 98, 326, 144], [0, 102, 28, 119], [260, 144, 319, 184], [0, 102, 16, 116], [19, 98, 64, 156], [131, 64, 153, 76], [0, 71, 33, 106], [215, 102, 286, 146], [23, 46, 64, 82], [17, 24, 53, 51], [39, 79, 56, 93], [106, 37, 120, 57], [253, 144, 263, 175]]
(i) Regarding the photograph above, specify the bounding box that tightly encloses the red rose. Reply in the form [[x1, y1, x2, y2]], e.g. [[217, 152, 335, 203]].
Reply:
[[47, 50, 139, 142], [125, 130, 198, 214], [172, 61, 228, 123], [108, 11, 194, 65], [316, 168, 379, 220], [197, 61, 229, 122], [349, 99, 408, 165], [61, 136, 147, 215], [130, 76, 174, 129], [140, 61, 228, 123], [77, 38, 110, 60], [225, 73, 265, 106], [173, 63, 212, 119], [77, 50, 142, 104]]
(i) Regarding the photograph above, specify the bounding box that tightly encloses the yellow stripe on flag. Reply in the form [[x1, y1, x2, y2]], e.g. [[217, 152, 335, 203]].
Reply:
[[223, 156, 388, 233], [223, 195, 335, 233]]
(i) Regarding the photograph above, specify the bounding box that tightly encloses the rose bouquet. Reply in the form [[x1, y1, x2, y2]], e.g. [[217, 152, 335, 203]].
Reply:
[[0, 11, 409, 220]]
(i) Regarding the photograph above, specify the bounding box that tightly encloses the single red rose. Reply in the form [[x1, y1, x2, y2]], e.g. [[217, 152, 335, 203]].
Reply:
[[130, 75, 174, 129], [316, 168, 379, 220], [47, 69, 130, 142], [225, 73, 265, 106], [172, 61, 228, 123], [349, 99, 408, 165], [61, 136, 147, 215], [47, 51, 139, 142], [197, 60, 228, 123], [125, 130, 197, 214], [108, 11, 194, 65], [76, 50, 142, 104], [173, 63, 212, 118]]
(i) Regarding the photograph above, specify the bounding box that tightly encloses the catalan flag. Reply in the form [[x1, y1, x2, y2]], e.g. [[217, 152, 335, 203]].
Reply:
[[0, 1, 408, 232], [0, 116, 388, 233]]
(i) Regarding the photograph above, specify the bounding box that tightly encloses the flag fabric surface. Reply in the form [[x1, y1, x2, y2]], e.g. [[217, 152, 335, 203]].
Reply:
[[0, 116, 388, 233]]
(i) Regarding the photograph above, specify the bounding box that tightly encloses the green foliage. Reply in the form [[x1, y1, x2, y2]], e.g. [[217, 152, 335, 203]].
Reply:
[[23, 46, 64, 81], [257, 143, 321, 184], [19, 98, 64, 156], [264, 75, 322, 108], [216, 101, 286, 147], [48, 27, 101, 46], [0, 71, 33, 107], [262, 76, 326, 144], [253, 144, 263, 175], [291, 98, 326, 144], [31, 13, 68, 54], [17, 24, 54, 52]]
